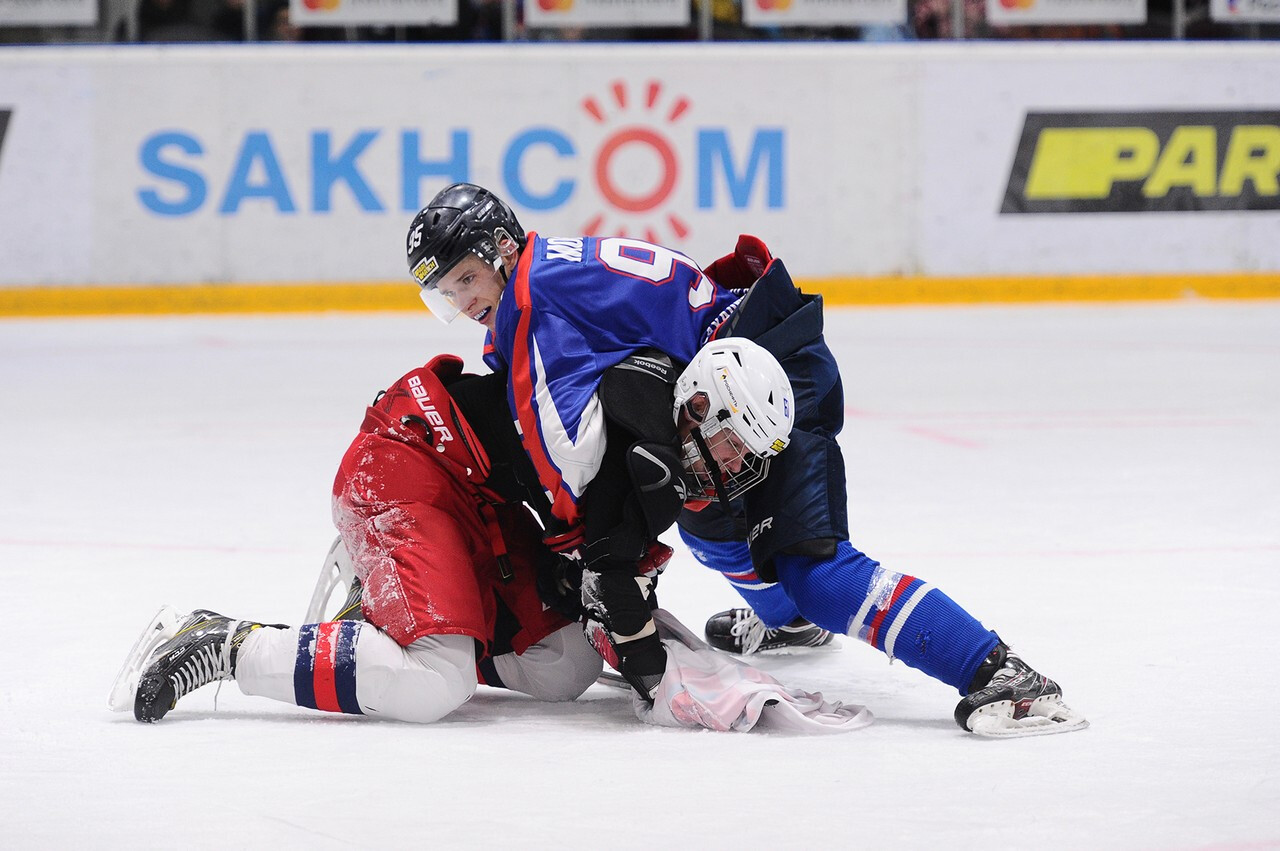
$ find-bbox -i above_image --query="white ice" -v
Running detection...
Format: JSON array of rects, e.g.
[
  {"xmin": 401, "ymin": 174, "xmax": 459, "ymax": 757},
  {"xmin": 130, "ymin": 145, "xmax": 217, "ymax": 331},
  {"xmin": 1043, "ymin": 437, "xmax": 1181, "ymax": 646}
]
[{"xmin": 2, "ymin": 302, "xmax": 1278, "ymax": 849}]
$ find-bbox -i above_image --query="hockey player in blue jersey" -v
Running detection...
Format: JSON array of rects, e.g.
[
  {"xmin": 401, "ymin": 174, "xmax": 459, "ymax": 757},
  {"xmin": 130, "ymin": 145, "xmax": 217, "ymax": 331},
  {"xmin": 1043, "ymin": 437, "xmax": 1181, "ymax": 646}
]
[{"xmin": 404, "ymin": 183, "xmax": 1087, "ymax": 737}]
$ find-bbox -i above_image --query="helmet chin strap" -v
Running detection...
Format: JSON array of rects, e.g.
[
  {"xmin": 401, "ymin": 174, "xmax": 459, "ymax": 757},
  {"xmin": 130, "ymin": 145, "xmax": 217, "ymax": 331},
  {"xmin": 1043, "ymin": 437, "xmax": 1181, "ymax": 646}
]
[{"xmin": 690, "ymin": 427, "xmax": 732, "ymax": 506}]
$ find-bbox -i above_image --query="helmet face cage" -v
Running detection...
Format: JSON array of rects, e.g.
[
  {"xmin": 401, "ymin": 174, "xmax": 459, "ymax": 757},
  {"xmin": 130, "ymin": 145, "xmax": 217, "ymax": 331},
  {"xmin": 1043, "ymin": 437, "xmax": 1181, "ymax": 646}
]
[{"xmin": 678, "ymin": 410, "xmax": 773, "ymax": 503}]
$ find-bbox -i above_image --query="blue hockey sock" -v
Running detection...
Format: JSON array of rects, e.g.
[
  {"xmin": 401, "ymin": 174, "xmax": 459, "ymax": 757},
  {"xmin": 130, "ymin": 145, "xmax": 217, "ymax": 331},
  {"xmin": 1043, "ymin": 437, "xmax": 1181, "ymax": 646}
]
[
  {"xmin": 678, "ymin": 528, "xmax": 800, "ymax": 629},
  {"xmin": 775, "ymin": 542, "xmax": 1000, "ymax": 694}
]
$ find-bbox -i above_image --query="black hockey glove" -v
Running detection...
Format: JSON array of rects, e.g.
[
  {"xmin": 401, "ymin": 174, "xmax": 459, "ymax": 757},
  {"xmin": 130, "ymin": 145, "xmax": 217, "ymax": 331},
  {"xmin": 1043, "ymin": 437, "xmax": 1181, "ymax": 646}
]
[{"xmin": 536, "ymin": 550, "xmax": 587, "ymax": 621}]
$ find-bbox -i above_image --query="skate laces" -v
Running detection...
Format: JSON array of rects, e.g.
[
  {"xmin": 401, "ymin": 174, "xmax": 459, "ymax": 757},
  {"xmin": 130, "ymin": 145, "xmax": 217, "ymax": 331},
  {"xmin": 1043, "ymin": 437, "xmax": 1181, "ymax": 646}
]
[
  {"xmin": 220, "ymin": 620, "xmax": 243, "ymax": 678},
  {"xmin": 211, "ymin": 620, "xmax": 243, "ymax": 711},
  {"xmin": 170, "ymin": 616, "xmax": 239, "ymax": 703},
  {"xmin": 984, "ymin": 651, "xmax": 1060, "ymax": 703},
  {"xmin": 728, "ymin": 609, "xmax": 770, "ymax": 655},
  {"xmin": 986, "ymin": 651, "xmax": 1030, "ymax": 687}
]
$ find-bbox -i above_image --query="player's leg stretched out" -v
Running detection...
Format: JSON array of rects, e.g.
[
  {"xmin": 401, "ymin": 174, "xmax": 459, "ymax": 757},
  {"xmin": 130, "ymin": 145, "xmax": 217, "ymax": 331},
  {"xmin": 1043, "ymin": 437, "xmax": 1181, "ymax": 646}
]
[
  {"xmin": 686, "ymin": 524, "xmax": 1085, "ymax": 737},
  {"xmin": 776, "ymin": 543, "xmax": 1085, "ymax": 737}
]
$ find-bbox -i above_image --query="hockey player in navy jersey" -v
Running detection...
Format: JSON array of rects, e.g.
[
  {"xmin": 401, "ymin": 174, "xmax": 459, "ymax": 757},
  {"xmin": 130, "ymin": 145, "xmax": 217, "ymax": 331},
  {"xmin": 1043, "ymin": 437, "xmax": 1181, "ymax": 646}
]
[{"xmin": 404, "ymin": 183, "xmax": 1087, "ymax": 737}]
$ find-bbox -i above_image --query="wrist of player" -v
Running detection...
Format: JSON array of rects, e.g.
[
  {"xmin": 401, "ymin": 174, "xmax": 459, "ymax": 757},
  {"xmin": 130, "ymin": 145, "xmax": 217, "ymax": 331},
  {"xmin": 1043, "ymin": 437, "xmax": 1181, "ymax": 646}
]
[{"xmin": 615, "ymin": 630, "xmax": 666, "ymax": 702}]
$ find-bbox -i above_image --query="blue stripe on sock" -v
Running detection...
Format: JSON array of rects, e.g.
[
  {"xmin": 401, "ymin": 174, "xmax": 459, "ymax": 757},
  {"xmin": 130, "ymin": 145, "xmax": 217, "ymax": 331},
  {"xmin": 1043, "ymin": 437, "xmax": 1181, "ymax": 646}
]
[
  {"xmin": 294, "ymin": 623, "xmax": 318, "ymax": 710},
  {"xmin": 334, "ymin": 621, "xmax": 363, "ymax": 715}
]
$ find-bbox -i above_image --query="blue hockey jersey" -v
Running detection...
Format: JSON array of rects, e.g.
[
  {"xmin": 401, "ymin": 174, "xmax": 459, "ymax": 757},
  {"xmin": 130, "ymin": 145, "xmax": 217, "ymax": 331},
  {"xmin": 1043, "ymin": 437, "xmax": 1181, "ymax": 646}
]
[{"xmin": 485, "ymin": 232, "xmax": 740, "ymax": 538}]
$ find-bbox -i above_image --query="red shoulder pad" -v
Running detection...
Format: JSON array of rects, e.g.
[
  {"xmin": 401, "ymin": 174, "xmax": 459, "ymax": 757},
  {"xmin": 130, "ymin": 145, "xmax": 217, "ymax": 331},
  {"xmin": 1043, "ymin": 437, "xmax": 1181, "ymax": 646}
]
[
  {"xmin": 425, "ymin": 354, "xmax": 465, "ymax": 382},
  {"xmin": 371, "ymin": 360, "xmax": 493, "ymax": 487}
]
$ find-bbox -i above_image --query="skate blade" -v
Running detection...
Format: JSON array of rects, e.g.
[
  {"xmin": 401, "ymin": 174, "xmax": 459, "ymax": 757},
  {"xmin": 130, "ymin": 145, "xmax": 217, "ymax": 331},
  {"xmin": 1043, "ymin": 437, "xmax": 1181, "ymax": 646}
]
[
  {"xmin": 752, "ymin": 639, "xmax": 843, "ymax": 657},
  {"xmin": 595, "ymin": 671, "xmax": 631, "ymax": 692},
  {"xmin": 967, "ymin": 697, "xmax": 1089, "ymax": 739},
  {"xmin": 304, "ymin": 536, "xmax": 350, "ymax": 624},
  {"xmin": 107, "ymin": 605, "xmax": 182, "ymax": 712}
]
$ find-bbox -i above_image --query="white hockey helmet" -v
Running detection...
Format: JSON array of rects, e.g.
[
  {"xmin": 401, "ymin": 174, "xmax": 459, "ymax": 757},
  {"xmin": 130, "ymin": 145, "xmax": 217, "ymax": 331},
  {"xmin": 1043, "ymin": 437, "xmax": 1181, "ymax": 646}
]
[{"xmin": 673, "ymin": 338, "xmax": 795, "ymax": 504}]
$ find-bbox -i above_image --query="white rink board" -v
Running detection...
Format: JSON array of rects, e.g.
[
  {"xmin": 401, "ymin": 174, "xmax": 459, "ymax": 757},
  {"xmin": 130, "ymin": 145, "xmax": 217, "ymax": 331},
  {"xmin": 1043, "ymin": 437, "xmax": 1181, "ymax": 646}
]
[{"xmin": 0, "ymin": 44, "xmax": 1278, "ymax": 288}]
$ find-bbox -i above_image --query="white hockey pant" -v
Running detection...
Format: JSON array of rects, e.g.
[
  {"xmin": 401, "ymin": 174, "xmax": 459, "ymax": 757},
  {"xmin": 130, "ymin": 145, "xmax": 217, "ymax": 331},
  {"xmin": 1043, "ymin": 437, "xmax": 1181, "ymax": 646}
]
[{"xmin": 235, "ymin": 622, "xmax": 600, "ymax": 723}]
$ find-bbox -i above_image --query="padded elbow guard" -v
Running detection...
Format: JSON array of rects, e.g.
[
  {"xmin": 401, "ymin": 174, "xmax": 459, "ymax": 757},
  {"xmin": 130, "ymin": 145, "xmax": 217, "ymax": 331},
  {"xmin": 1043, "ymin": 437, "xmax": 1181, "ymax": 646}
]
[{"xmin": 626, "ymin": 440, "xmax": 691, "ymax": 539}]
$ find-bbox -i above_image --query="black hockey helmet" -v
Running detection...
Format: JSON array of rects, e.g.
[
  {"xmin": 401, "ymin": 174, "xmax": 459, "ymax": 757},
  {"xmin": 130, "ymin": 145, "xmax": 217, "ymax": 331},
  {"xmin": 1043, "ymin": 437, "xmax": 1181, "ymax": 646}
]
[{"xmin": 405, "ymin": 184, "xmax": 526, "ymax": 320}]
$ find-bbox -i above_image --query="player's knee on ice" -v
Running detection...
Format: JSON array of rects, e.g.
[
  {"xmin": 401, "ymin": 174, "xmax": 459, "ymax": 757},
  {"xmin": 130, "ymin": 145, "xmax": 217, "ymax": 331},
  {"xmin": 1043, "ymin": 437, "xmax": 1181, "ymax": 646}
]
[
  {"xmin": 361, "ymin": 633, "xmax": 478, "ymax": 723},
  {"xmin": 490, "ymin": 624, "xmax": 603, "ymax": 702}
]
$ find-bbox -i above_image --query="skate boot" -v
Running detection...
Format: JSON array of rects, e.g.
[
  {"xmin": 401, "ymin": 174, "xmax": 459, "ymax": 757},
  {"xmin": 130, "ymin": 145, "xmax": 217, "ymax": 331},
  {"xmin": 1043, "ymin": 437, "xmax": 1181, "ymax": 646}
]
[
  {"xmin": 954, "ymin": 642, "xmax": 1088, "ymax": 738},
  {"xmin": 110, "ymin": 606, "xmax": 279, "ymax": 723},
  {"xmin": 704, "ymin": 608, "xmax": 836, "ymax": 656},
  {"xmin": 333, "ymin": 576, "xmax": 365, "ymax": 622}
]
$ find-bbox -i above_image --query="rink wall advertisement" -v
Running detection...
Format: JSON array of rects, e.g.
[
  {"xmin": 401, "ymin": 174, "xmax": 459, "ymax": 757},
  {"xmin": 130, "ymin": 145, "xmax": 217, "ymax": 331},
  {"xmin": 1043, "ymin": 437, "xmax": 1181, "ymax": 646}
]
[
  {"xmin": 1210, "ymin": 0, "xmax": 1280, "ymax": 22},
  {"xmin": 524, "ymin": 0, "xmax": 690, "ymax": 28},
  {"xmin": 1001, "ymin": 111, "xmax": 1280, "ymax": 214},
  {"xmin": 289, "ymin": 0, "xmax": 458, "ymax": 26},
  {"xmin": 0, "ymin": 0, "xmax": 96, "ymax": 25},
  {"xmin": 0, "ymin": 44, "xmax": 1278, "ymax": 309},
  {"xmin": 984, "ymin": 0, "xmax": 1145, "ymax": 26},
  {"xmin": 742, "ymin": 0, "xmax": 907, "ymax": 26}
]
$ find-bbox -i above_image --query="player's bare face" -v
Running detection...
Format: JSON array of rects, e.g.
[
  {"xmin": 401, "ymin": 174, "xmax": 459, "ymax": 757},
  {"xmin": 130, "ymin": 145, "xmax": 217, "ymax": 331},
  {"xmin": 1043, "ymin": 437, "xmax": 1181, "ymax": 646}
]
[{"xmin": 437, "ymin": 255, "xmax": 506, "ymax": 330}]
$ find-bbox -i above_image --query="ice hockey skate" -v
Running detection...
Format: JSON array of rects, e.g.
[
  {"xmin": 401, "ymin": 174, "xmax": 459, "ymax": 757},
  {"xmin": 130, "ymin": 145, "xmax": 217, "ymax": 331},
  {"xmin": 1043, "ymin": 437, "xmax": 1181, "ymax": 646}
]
[
  {"xmin": 109, "ymin": 606, "xmax": 277, "ymax": 723},
  {"xmin": 954, "ymin": 643, "xmax": 1087, "ymax": 738},
  {"xmin": 704, "ymin": 608, "xmax": 837, "ymax": 656}
]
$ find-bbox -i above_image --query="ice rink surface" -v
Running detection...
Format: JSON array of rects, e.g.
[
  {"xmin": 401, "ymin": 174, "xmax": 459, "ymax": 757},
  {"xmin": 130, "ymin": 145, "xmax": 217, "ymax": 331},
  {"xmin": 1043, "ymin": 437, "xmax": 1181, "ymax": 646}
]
[{"xmin": 2, "ymin": 301, "xmax": 1278, "ymax": 850}]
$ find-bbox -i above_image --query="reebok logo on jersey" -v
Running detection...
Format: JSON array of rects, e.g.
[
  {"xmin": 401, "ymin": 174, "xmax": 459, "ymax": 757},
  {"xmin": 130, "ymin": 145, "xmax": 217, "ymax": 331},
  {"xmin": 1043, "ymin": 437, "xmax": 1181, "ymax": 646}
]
[{"xmin": 0, "ymin": 109, "xmax": 12, "ymax": 171}]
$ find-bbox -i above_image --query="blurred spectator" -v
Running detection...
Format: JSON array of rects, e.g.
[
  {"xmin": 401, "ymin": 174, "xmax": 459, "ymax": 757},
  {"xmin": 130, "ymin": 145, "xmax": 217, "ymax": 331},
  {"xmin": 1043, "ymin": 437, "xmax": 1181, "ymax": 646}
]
[
  {"xmin": 138, "ymin": 0, "xmax": 216, "ymax": 41},
  {"xmin": 911, "ymin": 0, "xmax": 986, "ymax": 38},
  {"xmin": 260, "ymin": 0, "xmax": 304, "ymax": 40},
  {"xmin": 211, "ymin": 0, "xmax": 247, "ymax": 39},
  {"xmin": 257, "ymin": 0, "xmax": 345, "ymax": 40}
]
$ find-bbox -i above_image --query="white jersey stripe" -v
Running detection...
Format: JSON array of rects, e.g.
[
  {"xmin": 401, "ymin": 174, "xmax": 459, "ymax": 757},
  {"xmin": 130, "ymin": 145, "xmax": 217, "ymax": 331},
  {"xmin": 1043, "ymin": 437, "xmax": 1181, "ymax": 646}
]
[{"xmin": 531, "ymin": 335, "xmax": 607, "ymax": 501}]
